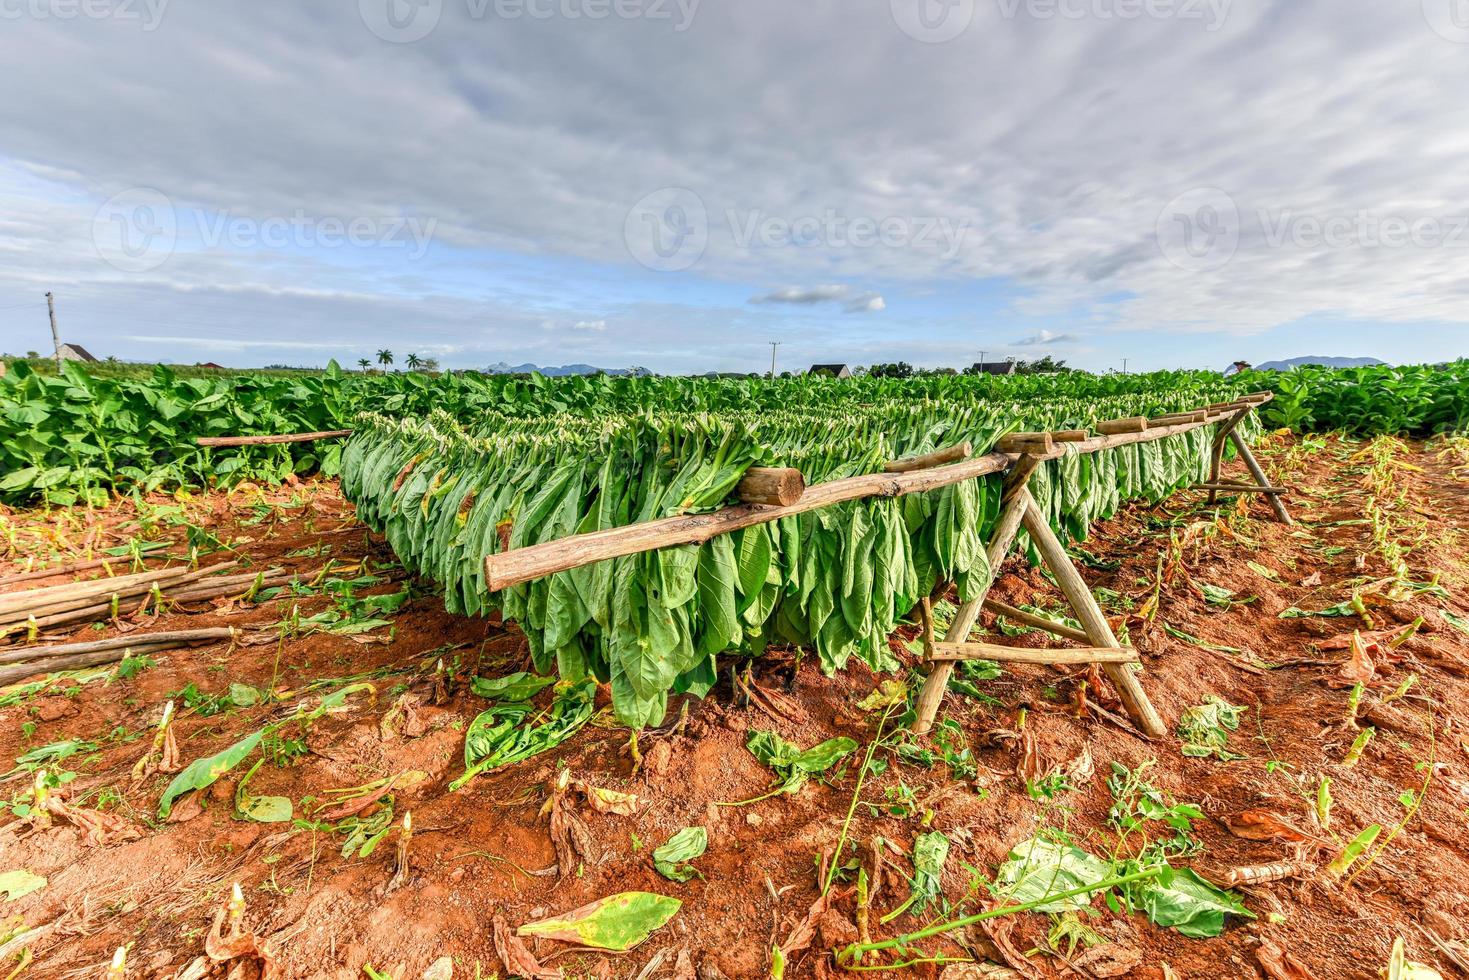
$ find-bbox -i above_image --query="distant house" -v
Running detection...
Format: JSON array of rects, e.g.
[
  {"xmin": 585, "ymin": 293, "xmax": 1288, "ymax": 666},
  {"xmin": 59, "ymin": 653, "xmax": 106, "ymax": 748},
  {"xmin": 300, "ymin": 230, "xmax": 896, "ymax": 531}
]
[
  {"xmin": 971, "ymin": 360, "xmax": 1016, "ymax": 376},
  {"xmin": 196, "ymin": 362, "xmax": 227, "ymax": 370},
  {"xmin": 57, "ymin": 343, "xmax": 98, "ymax": 363},
  {"xmin": 808, "ymin": 363, "xmax": 851, "ymax": 378},
  {"xmin": 1223, "ymin": 360, "xmax": 1251, "ymax": 377}
]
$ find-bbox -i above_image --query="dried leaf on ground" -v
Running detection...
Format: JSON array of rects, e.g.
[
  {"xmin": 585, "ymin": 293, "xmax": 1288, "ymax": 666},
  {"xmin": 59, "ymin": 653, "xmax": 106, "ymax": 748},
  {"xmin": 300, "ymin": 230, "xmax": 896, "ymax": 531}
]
[
  {"xmin": 1072, "ymin": 943, "xmax": 1143, "ymax": 978},
  {"xmin": 1224, "ymin": 809, "xmax": 1318, "ymax": 843},
  {"xmin": 1256, "ymin": 941, "xmax": 1318, "ymax": 980},
  {"xmin": 494, "ymin": 915, "xmax": 560, "ymax": 980},
  {"xmin": 44, "ymin": 799, "xmax": 142, "ymax": 846}
]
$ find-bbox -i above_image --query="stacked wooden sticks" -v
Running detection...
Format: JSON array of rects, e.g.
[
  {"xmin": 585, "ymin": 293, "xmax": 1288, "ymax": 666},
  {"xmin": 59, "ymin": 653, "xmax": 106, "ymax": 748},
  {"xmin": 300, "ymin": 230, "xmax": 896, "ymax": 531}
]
[
  {"xmin": 0, "ymin": 627, "xmax": 236, "ymax": 686},
  {"xmin": 0, "ymin": 561, "xmax": 297, "ymax": 636}
]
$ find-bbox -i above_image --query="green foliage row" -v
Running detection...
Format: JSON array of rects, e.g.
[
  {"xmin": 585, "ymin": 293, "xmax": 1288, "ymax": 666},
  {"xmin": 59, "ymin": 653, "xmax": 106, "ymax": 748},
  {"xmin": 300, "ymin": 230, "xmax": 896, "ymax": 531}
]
[
  {"xmin": 1258, "ymin": 360, "xmax": 1468, "ymax": 435},
  {"xmin": 2, "ymin": 359, "xmax": 1240, "ymax": 506}
]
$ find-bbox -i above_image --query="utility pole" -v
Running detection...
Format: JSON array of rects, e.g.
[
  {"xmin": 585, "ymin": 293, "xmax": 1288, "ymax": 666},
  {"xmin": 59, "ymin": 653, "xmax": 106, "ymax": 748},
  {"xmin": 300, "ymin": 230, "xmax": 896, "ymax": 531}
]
[
  {"xmin": 46, "ymin": 292, "xmax": 61, "ymax": 370},
  {"xmin": 978, "ymin": 350, "xmax": 987, "ymax": 373},
  {"xmin": 1121, "ymin": 357, "xmax": 1129, "ymax": 375},
  {"xmin": 768, "ymin": 341, "xmax": 782, "ymax": 378}
]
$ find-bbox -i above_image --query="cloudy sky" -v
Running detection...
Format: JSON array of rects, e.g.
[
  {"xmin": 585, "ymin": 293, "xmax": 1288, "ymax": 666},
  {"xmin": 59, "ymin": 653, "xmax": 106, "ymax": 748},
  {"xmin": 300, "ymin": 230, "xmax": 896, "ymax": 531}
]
[{"xmin": 1, "ymin": 0, "xmax": 1466, "ymax": 373}]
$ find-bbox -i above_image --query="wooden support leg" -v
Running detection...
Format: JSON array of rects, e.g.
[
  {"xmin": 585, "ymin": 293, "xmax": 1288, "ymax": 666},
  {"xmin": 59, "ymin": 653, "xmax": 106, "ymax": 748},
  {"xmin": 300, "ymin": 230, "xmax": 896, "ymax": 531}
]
[
  {"xmin": 1205, "ymin": 408, "xmax": 1250, "ymax": 506},
  {"xmin": 1227, "ymin": 429, "xmax": 1293, "ymax": 526},
  {"xmin": 911, "ymin": 458, "xmax": 1039, "ymax": 735},
  {"xmin": 1019, "ymin": 490, "xmax": 1167, "ymax": 738}
]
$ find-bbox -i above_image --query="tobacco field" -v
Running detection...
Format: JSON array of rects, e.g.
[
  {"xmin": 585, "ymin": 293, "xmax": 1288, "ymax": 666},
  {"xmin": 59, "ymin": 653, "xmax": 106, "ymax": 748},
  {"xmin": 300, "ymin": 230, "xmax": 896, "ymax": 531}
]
[{"xmin": 0, "ymin": 360, "xmax": 1467, "ymax": 979}]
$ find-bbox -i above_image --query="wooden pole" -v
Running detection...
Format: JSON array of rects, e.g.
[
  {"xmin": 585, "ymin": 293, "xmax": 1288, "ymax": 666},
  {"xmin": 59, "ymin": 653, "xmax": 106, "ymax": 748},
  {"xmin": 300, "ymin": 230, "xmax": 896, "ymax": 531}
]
[
  {"xmin": 483, "ymin": 398, "xmax": 1274, "ymax": 592},
  {"xmin": 1205, "ymin": 406, "xmax": 1251, "ymax": 505},
  {"xmin": 1228, "ymin": 429, "xmax": 1293, "ymax": 525},
  {"xmin": 929, "ymin": 643, "xmax": 1139, "ymax": 665},
  {"xmin": 1096, "ymin": 417, "xmax": 1147, "ymax": 435},
  {"xmin": 1019, "ymin": 489, "xmax": 1166, "ymax": 738},
  {"xmin": 995, "ymin": 432, "xmax": 1054, "ymax": 456},
  {"xmin": 735, "ymin": 468, "xmax": 805, "ymax": 506},
  {"xmin": 884, "ymin": 442, "xmax": 972, "ymax": 473},
  {"xmin": 46, "ymin": 292, "xmax": 61, "ymax": 371},
  {"xmin": 197, "ymin": 430, "xmax": 353, "ymax": 447},
  {"xmin": 0, "ymin": 628, "xmax": 234, "ymax": 666},
  {"xmin": 981, "ymin": 598, "xmax": 1090, "ymax": 644},
  {"xmin": 910, "ymin": 455, "xmax": 1040, "ymax": 735},
  {"xmin": 486, "ymin": 451, "xmax": 1013, "ymax": 592}
]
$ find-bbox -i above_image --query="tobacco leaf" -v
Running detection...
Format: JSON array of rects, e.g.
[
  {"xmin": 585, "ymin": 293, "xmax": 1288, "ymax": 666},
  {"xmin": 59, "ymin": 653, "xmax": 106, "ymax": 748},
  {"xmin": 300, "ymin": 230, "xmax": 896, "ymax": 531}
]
[
  {"xmin": 517, "ymin": 891, "xmax": 681, "ymax": 951},
  {"xmin": 652, "ymin": 827, "xmax": 708, "ymax": 883}
]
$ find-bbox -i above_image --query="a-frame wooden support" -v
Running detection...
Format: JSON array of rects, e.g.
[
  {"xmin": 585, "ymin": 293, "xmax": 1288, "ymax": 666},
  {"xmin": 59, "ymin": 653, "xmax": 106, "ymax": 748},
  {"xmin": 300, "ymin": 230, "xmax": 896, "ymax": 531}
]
[
  {"xmin": 911, "ymin": 458, "xmax": 1167, "ymax": 738},
  {"xmin": 1198, "ymin": 405, "xmax": 1294, "ymax": 525}
]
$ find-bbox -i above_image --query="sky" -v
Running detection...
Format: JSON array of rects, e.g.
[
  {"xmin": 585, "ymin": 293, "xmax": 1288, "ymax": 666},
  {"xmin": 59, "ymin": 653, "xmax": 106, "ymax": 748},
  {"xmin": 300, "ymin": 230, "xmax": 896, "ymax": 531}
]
[{"xmin": 1, "ymin": 0, "xmax": 1467, "ymax": 375}]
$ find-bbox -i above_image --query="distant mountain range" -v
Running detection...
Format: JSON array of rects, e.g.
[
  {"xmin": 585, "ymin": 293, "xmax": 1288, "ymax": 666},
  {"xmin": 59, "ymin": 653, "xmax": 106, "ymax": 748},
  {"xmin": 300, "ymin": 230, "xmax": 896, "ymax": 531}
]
[
  {"xmin": 482, "ymin": 362, "xmax": 651, "ymax": 377},
  {"xmin": 1253, "ymin": 356, "xmax": 1388, "ymax": 371}
]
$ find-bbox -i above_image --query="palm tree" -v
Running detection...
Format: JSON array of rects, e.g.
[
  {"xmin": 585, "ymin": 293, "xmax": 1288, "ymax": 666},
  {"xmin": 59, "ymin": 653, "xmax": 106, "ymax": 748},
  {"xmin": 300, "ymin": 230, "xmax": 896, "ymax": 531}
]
[
  {"xmin": 405, "ymin": 353, "xmax": 422, "ymax": 371},
  {"xmin": 357, "ymin": 358, "xmax": 371, "ymax": 372},
  {"xmin": 377, "ymin": 349, "xmax": 394, "ymax": 371}
]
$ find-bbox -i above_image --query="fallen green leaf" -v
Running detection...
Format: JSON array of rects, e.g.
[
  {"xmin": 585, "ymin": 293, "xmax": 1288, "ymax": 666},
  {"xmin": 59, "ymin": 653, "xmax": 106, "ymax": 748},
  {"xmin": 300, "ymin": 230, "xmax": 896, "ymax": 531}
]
[{"xmin": 517, "ymin": 891, "xmax": 681, "ymax": 951}]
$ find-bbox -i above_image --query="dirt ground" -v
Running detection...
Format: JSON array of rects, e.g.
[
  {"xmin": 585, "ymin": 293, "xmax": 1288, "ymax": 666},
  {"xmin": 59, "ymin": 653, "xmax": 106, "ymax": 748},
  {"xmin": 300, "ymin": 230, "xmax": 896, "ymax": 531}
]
[{"xmin": 1, "ymin": 432, "xmax": 1467, "ymax": 980}]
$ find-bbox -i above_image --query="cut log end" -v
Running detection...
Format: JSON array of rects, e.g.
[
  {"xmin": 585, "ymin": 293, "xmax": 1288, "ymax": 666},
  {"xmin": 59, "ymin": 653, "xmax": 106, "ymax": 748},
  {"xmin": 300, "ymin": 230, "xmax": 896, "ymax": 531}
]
[
  {"xmin": 883, "ymin": 441, "xmax": 973, "ymax": 473},
  {"xmin": 1096, "ymin": 416, "xmax": 1148, "ymax": 435},
  {"xmin": 735, "ymin": 467, "xmax": 806, "ymax": 507},
  {"xmin": 995, "ymin": 431, "xmax": 1055, "ymax": 456}
]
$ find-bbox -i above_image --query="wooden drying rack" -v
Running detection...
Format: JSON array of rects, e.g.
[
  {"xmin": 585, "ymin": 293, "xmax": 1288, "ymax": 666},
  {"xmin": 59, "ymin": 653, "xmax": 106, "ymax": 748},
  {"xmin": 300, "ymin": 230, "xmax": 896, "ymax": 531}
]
[{"xmin": 198, "ymin": 391, "xmax": 1292, "ymax": 737}]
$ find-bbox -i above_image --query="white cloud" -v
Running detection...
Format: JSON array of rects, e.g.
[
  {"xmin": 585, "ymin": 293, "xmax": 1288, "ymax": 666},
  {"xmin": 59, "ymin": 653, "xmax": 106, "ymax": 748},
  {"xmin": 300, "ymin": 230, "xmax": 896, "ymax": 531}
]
[
  {"xmin": 749, "ymin": 285, "xmax": 886, "ymax": 314},
  {"xmin": 573, "ymin": 319, "xmax": 607, "ymax": 331},
  {"xmin": 1, "ymin": 1, "xmax": 1467, "ymax": 368},
  {"xmin": 1013, "ymin": 330, "xmax": 1078, "ymax": 346}
]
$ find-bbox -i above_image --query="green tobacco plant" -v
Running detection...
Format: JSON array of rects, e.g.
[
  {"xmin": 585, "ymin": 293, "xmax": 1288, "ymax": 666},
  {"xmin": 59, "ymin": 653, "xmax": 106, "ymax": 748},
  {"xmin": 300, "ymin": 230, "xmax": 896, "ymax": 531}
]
[
  {"xmin": 450, "ymin": 677, "xmax": 597, "ymax": 790},
  {"xmin": 719, "ymin": 730, "xmax": 858, "ymax": 806},
  {"xmin": 1177, "ymin": 697, "xmax": 1246, "ymax": 760},
  {"xmin": 652, "ymin": 827, "xmax": 708, "ymax": 882}
]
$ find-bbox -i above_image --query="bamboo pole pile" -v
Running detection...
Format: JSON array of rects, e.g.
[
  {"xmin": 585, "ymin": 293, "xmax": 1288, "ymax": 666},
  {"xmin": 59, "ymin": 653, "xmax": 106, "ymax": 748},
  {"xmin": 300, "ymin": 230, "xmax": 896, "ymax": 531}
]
[
  {"xmin": 0, "ymin": 552, "xmax": 187, "ymax": 588},
  {"xmin": 0, "ymin": 627, "xmax": 236, "ymax": 685},
  {"xmin": 0, "ymin": 562, "xmax": 242, "ymax": 635}
]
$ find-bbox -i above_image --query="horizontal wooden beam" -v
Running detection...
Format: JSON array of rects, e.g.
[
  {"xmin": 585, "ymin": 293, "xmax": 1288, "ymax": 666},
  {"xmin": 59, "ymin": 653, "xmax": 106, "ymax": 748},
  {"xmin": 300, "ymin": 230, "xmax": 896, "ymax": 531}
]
[
  {"xmin": 197, "ymin": 430, "xmax": 353, "ymax": 447},
  {"xmin": 982, "ymin": 598, "xmax": 1090, "ymax": 644},
  {"xmin": 884, "ymin": 442, "xmax": 972, "ymax": 473},
  {"xmin": 485, "ymin": 451, "xmax": 1014, "ymax": 591},
  {"xmin": 930, "ymin": 642, "xmax": 1140, "ymax": 665},
  {"xmin": 735, "ymin": 467, "xmax": 805, "ymax": 506},
  {"xmin": 484, "ymin": 400, "xmax": 1266, "ymax": 592}
]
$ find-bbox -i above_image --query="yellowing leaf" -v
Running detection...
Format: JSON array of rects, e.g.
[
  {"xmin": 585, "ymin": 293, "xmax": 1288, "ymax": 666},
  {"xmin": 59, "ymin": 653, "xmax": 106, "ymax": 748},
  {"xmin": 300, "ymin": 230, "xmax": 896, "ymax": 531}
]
[{"xmin": 517, "ymin": 891, "xmax": 681, "ymax": 950}]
